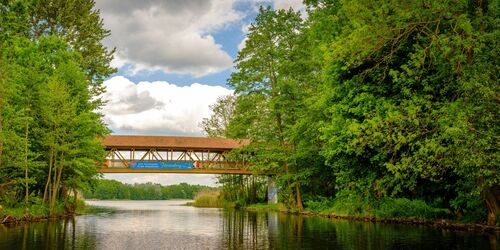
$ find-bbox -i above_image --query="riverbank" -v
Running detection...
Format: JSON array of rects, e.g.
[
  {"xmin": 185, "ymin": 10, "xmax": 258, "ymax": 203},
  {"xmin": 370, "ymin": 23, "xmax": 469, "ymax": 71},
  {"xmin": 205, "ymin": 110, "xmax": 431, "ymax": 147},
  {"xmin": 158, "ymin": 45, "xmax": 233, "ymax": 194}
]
[
  {"xmin": 1, "ymin": 205, "xmax": 71, "ymax": 225},
  {"xmin": 0, "ymin": 199, "xmax": 89, "ymax": 225},
  {"xmin": 244, "ymin": 203, "xmax": 500, "ymax": 233},
  {"xmin": 188, "ymin": 189, "xmax": 226, "ymax": 208}
]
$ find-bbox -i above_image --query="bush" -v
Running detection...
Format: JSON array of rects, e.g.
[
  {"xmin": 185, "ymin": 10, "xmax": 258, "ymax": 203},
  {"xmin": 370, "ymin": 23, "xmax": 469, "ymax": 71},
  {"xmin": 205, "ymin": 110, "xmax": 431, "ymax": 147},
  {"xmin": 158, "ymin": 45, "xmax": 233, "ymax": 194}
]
[
  {"xmin": 329, "ymin": 194, "xmax": 374, "ymax": 216},
  {"xmin": 375, "ymin": 198, "xmax": 449, "ymax": 219},
  {"xmin": 192, "ymin": 188, "xmax": 222, "ymax": 208},
  {"xmin": 246, "ymin": 202, "xmax": 286, "ymax": 211},
  {"xmin": 29, "ymin": 204, "xmax": 50, "ymax": 217},
  {"xmin": 305, "ymin": 197, "xmax": 335, "ymax": 212},
  {"xmin": 450, "ymin": 193, "xmax": 487, "ymax": 223},
  {"xmin": 304, "ymin": 194, "xmax": 449, "ymax": 219}
]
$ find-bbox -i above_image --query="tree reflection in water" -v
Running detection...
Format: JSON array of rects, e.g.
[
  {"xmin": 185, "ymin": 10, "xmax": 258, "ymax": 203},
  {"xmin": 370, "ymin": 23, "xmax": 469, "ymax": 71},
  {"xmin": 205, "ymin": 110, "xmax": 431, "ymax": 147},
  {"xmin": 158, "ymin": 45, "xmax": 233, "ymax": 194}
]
[
  {"xmin": 219, "ymin": 210, "xmax": 497, "ymax": 250},
  {"xmin": 0, "ymin": 218, "xmax": 98, "ymax": 250},
  {"xmin": 0, "ymin": 208, "xmax": 497, "ymax": 250}
]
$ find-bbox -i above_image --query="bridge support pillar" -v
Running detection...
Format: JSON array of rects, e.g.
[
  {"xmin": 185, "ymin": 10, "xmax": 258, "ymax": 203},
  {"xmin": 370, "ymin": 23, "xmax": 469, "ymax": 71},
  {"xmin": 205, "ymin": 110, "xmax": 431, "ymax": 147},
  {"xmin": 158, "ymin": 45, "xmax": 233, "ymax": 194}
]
[{"xmin": 267, "ymin": 176, "xmax": 278, "ymax": 204}]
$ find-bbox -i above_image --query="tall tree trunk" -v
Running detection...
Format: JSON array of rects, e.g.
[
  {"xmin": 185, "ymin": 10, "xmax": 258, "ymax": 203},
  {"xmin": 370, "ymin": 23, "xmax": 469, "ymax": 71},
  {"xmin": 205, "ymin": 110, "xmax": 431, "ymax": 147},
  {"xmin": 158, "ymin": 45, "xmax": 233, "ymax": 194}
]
[
  {"xmin": 73, "ymin": 188, "xmax": 78, "ymax": 213},
  {"xmin": 481, "ymin": 184, "xmax": 499, "ymax": 226},
  {"xmin": 250, "ymin": 176, "xmax": 256, "ymax": 204},
  {"xmin": 295, "ymin": 181, "xmax": 303, "ymax": 211},
  {"xmin": 62, "ymin": 184, "xmax": 67, "ymax": 204},
  {"xmin": 50, "ymin": 167, "xmax": 62, "ymax": 214},
  {"xmin": 284, "ymin": 161, "xmax": 296, "ymax": 208},
  {"xmin": 50, "ymin": 152, "xmax": 64, "ymax": 214},
  {"xmin": 43, "ymin": 147, "xmax": 54, "ymax": 204},
  {"xmin": 24, "ymin": 122, "xmax": 29, "ymax": 207},
  {"xmin": 0, "ymin": 112, "xmax": 3, "ymax": 167}
]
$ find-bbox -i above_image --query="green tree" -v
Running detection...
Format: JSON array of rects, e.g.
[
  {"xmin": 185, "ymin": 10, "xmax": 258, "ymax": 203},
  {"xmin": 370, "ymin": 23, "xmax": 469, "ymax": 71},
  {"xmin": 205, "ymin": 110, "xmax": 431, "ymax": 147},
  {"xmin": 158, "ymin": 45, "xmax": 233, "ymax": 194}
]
[
  {"xmin": 228, "ymin": 6, "xmax": 305, "ymax": 210},
  {"xmin": 200, "ymin": 95, "xmax": 236, "ymax": 137},
  {"xmin": 318, "ymin": 0, "xmax": 499, "ymax": 224},
  {"xmin": 30, "ymin": 0, "xmax": 115, "ymax": 93},
  {"xmin": 0, "ymin": 0, "xmax": 112, "ymax": 213}
]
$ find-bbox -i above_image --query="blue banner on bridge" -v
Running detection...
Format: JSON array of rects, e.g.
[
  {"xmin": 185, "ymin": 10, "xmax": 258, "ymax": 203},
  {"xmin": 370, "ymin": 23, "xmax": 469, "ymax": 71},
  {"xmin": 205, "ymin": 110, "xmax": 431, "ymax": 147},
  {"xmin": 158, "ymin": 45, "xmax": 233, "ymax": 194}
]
[{"xmin": 130, "ymin": 161, "xmax": 194, "ymax": 169}]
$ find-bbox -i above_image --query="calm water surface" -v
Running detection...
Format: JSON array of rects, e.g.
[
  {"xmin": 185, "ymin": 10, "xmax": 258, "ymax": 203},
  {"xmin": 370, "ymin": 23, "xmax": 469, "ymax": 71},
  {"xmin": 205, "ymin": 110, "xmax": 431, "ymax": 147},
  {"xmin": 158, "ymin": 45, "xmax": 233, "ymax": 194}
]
[{"xmin": 0, "ymin": 200, "xmax": 497, "ymax": 250}]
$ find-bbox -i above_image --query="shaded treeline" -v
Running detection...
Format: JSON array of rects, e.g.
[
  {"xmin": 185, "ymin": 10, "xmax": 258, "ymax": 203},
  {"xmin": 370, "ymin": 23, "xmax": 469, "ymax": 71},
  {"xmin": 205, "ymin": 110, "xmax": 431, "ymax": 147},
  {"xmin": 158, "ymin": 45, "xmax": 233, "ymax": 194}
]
[
  {"xmin": 0, "ymin": 0, "xmax": 113, "ymax": 214},
  {"xmin": 83, "ymin": 179, "xmax": 208, "ymax": 200},
  {"xmin": 201, "ymin": 1, "xmax": 499, "ymax": 225}
]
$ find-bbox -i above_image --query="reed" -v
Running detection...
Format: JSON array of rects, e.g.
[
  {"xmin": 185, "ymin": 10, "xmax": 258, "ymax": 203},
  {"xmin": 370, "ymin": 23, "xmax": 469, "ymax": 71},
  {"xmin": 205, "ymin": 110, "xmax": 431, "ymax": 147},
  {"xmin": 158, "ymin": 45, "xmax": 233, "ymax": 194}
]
[{"xmin": 192, "ymin": 188, "xmax": 222, "ymax": 208}]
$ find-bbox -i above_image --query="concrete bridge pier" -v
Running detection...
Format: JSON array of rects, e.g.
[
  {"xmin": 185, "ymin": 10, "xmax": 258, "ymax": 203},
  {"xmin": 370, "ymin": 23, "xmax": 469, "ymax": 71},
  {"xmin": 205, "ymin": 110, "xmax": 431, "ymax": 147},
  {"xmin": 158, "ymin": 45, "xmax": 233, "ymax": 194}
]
[{"xmin": 267, "ymin": 176, "xmax": 278, "ymax": 204}]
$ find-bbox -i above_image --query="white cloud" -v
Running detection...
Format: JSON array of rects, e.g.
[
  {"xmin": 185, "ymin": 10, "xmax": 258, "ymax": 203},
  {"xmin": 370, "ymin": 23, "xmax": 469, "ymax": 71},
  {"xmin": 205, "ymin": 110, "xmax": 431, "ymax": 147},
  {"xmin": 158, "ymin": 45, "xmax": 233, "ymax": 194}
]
[
  {"xmin": 273, "ymin": 0, "xmax": 305, "ymax": 11},
  {"xmin": 237, "ymin": 23, "xmax": 251, "ymax": 51},
  {"xmin": 96, "ymin": 0, "xmax": 244, "ymax": 77},
  {"xmin": 101, "ymin": 76, "xmax": 233, "ymax": 135}
]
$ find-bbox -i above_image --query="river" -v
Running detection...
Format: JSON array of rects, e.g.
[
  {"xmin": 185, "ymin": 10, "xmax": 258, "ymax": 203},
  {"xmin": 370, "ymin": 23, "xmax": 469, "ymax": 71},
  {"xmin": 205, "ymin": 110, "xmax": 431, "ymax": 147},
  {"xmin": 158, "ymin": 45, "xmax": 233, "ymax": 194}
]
[{"xmin": 0, "ymin": 200, "xmax": 497, "ymax": 249}]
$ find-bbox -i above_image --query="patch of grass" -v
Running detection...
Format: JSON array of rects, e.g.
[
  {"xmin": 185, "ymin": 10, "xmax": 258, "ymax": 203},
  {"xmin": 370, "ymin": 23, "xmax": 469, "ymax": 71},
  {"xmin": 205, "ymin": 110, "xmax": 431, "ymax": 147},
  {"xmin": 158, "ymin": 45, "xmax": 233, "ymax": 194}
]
[
  {"xmin": 305, "ymin": 197, "xmax": 335, "ymax": 213},
  {"xmin": 246, "ymin": 203, "xmax": 286, "ymax": 212},
  {"xmin": 304, "ymin": 195, "xmax": 449, "ymax": 219},
  {"xmin": 74, "ymin": 199, "xmax": 87, "ymax": 214},
  {"xmin": 0, "ymin": 199, "xmax": 79, "ymax": 223},
  {"xmin": 1, "ymin": 206, "xmax": 27, "ymax": 220},
  {"xmin": 1, "ymin": 203, "xmax": 63, "ymax": 221},
  {"xmin": 375, "ymin": 198, "xmax": 449, "ymax": 219},
  {"xmin": 191, "ymin": 188, "xmax": 223, "ymax": 208},
  {"xmin": 29, "ymin": 204, "xmax": 50, "ymax": 217},
  {"xmin": 305, "ymin": 194, "xmax": 373, "ymax": 216}
]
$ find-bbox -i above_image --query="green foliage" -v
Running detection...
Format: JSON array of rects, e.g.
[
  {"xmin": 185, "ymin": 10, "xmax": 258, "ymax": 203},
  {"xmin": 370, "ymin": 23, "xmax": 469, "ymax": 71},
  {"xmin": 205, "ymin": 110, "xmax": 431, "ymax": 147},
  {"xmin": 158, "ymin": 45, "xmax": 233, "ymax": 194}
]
[
  {"xmin": 328, "ymin": 193, "xmax": 374, "ymax": 217},
  {"xmin": 0, "ymin": 202, "xmax": 66, "ymax": 220},
  {"xmin": 375, "ymin": 198, "xmax": 449, "ymax": 219},
  {"xmin": 217, "ymin": 175, "xmax": 267, "ymax": 206},
  {"xmin": 304, "ymin": 197, "xmax": 335, "ymax": 212},
  {"xmin": 191, "ymin": 188, "xmax": 223, "ymax": 208},
  {"xmin": 213, "ymin": 0, "xmax": 499, "ymax": 224},
  {"xmin": 199, "ymin": 96, "xmax": 268, "ymax": 207},
  {"xmin": 0, "ymin": 0, "xmax": 113, "ymax": 215},
  {"xmin": 316, "ymin": 0, "xmax": 499, "ymax": 224},
  {"xmin": 200, "ymin": 95, "xmax": 236, "ymax": 137},
  {"xmin": 305, "ymin": 195, "xmax": 448, "ymax": 219},
  {"xmin": 83, "ymin": 179, "xmax": 208, "ymax": 201},
  {"xmin": 245, "ymin": 202, "xmax": 286, "ymax": 211},
  {"xmin": 227, "ymin": 6, "xmax": 311, "ymax": 210}
]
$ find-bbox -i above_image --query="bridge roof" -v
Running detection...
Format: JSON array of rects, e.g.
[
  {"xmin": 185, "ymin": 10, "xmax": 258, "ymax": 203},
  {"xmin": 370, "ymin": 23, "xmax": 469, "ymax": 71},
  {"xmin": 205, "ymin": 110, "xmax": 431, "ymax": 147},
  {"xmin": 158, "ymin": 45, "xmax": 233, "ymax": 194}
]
[{"xmin": 103, "ymin": 135, "xmax": 250, "ymax": 151}]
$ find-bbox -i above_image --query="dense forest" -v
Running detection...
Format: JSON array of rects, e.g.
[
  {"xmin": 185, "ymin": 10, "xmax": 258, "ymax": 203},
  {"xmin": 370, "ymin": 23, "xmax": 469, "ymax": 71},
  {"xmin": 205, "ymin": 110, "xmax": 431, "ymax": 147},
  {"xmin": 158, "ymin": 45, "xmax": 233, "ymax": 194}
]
[
  {"xmin": 0, "ymin": 0, "xmax": 113, "ymax": 215},
  {"xmin": 83, "ymin": 180, "xmax": 208, "ymax": 200},
  {"xmin": 201, "ymin": 0, "xmax": 499, "ymax": 225},
  {"xmin": 83, "ymin": 179, "xmax": 210, "ymax": 200}
]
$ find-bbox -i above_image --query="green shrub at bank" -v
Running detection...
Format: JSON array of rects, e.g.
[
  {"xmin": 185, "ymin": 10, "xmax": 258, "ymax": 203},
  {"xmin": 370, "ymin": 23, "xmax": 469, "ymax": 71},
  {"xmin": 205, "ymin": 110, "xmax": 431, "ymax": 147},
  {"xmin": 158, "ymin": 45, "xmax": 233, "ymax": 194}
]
[
  {"xmin": 305, "ymin": 196, "xmax": 449, "ymax": 220},
  {"xmin": 191, "ymin": 188, "xmax": 223, "ymax": 208}
]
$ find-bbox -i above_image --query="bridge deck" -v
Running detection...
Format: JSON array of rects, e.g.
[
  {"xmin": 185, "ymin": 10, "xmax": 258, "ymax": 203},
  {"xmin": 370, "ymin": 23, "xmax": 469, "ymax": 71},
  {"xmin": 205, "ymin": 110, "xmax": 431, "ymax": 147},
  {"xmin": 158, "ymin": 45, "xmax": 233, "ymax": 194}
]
[
  {"xmin": 103, "ymin": 135, "xmax": 250, "ymax": 150},
  {"xmin": 101, "ymin": 135, "xmax": 251, "ymax": 174},
  {"xmin": 98, "ymin": 168, "xmax": 252, "ymax": 175}
]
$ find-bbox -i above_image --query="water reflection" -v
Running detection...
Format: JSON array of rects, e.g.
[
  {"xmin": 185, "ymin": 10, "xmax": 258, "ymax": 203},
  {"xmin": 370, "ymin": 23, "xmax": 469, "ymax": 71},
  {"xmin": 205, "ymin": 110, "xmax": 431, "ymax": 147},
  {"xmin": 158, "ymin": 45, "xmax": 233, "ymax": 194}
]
[
  {"xmin": 220, "ymin": 210, "xmax": 270, "ymax": 249},
  {"xmin": 220, "ymin": 210, "xmax": 497, "ymax": 250},
  {"xmin": 0, "ymin": 201, "xmax": 497, "ymax": 250},
  {"xmin": 0, "ymin": 217, "xmax": 96, "ymax": 250}
]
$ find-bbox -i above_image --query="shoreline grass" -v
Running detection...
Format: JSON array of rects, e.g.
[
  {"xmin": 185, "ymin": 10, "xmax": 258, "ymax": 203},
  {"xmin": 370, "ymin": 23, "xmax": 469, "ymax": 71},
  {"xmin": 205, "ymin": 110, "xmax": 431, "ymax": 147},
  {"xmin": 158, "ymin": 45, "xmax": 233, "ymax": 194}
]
[
  {"xmin": 1, "ymin": 203, "xmax": 70, "ymax": 224},
  {"xmin": 190, "ymin": 188, "xmax": 223, "ymax": 208}
]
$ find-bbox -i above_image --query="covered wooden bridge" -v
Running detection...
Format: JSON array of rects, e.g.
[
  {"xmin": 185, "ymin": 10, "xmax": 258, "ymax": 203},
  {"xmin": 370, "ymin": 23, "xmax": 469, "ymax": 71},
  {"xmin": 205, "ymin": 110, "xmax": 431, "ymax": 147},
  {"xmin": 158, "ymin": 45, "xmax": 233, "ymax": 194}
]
[{"xmin": 99, "ymin": 135, "xmax": 251, "ymax": 174}]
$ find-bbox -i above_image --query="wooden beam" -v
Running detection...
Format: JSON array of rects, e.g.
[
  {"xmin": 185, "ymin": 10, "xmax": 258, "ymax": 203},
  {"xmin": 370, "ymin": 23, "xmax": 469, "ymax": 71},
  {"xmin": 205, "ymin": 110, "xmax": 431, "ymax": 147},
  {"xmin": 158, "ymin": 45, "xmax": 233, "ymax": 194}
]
[{"xmin": 98, "ymin": 168, "xmax": 253, "ymax": 175}]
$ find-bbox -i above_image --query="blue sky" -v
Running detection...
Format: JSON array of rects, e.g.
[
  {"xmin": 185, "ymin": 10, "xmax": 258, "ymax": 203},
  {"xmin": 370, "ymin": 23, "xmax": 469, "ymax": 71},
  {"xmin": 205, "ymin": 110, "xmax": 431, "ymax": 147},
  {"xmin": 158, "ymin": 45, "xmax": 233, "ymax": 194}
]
[{"xmin": 95, "ymin": 0, "xmax": 305, "ymax": 186}]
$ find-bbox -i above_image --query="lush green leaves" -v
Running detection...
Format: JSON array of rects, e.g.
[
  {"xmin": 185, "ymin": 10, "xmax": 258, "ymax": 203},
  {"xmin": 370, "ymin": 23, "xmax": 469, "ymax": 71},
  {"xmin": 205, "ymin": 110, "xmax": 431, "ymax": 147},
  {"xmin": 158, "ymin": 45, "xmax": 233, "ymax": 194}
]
[
  {"xmin": 215, "ymin": 0, "xmax": 499, "ymax": 223},
  {"xmin": 84, "ymin": 180, "xmax": 208, "ymax": 200},
  {"xmin": 0, "ymin": 0, "xmax": 112, "ymax": 214}
]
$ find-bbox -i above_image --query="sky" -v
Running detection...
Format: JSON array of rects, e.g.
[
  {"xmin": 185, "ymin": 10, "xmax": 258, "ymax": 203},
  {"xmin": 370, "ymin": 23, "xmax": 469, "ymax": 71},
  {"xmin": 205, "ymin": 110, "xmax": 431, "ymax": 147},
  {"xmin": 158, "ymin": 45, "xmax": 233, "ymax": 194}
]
[{"xmin": 95, "ymin": 0, "xmax": 305, "ymax": 186}]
